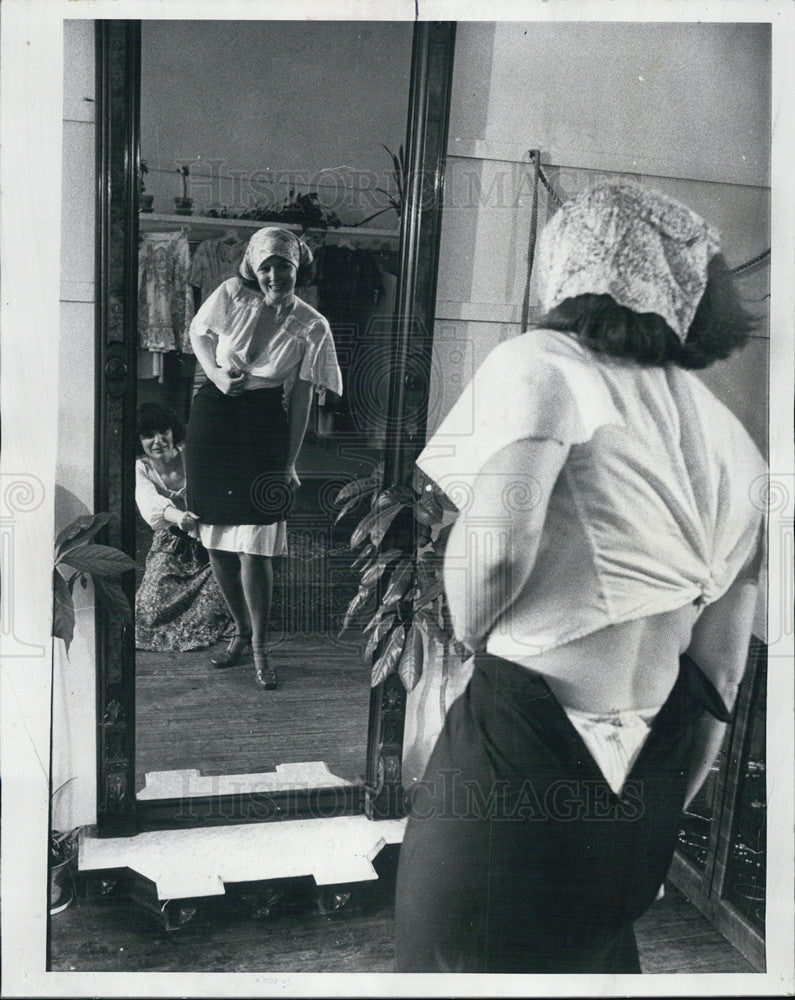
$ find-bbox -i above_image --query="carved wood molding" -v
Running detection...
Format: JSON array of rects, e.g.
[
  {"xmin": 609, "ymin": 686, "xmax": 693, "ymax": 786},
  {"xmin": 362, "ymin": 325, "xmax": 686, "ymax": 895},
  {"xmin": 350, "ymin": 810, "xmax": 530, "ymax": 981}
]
[
  {"xmin": 95, "ymin": 20, "xmax": 140, "ymax": 836},
  {"xmin": 367, "ymin": 23, "xmax": 457, "ymax": 820}
]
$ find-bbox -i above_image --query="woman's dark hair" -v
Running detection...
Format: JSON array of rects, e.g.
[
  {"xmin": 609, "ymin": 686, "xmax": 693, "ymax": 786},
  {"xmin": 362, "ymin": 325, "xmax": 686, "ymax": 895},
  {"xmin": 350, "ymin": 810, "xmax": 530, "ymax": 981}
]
[
  {"xmin": 136, "ymin": 402, "xmax": 184, "ymax": 453},
  {"xmin": 538, "ymin": 253, "xmax": 756, "ymax": 369}
]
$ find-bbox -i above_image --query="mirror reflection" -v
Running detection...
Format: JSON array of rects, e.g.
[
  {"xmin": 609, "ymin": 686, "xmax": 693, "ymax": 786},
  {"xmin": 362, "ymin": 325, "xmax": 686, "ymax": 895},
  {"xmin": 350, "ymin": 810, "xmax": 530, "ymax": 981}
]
[{"xmin": 133, "ymin": 21, "xmax": 413, "ymax": 797}]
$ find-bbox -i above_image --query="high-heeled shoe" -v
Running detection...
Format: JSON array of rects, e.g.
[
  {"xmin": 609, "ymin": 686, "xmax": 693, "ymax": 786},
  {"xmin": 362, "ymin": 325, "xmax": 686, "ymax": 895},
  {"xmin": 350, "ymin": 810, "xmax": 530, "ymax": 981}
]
[
  {"xmin": 211, "ymin": 632, "xmax": 251, "ymax": 669},
  {"xmin": 253, "ymin": 646, "xmax": 278, "ymax": 690}
]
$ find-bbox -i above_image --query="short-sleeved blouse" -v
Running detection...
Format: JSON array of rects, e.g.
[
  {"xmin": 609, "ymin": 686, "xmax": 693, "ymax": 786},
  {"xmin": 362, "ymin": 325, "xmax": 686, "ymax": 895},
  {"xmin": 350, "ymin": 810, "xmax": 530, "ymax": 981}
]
[
  {"xmin": 417, "ymin": 329, "xmax": 766, "ymax": 656},
  {"xmin": 189, "ymin": 277, "xmax": 343, "ymax": 398}
]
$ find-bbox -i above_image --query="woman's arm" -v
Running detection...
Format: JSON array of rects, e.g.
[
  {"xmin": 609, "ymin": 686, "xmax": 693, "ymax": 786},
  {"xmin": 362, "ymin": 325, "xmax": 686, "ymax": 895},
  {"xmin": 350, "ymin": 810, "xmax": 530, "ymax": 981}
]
[
  {"xmin": 190, "ymin": 326, "xmax": 246, "ymax": 396},
  {"xmin": 443, "ymin": 437, "xmax": 568, "ymax": 650},
  {"xmin": 135, "ymin": 463, "xmax": 198, "ymax": 534},
  {"xmin": 285, "ymin": 377, "xmax": 314, "ymax": 486},
  {"xmin": 682, "ymin": 571, "xmax": 760, "ymax": 807}
]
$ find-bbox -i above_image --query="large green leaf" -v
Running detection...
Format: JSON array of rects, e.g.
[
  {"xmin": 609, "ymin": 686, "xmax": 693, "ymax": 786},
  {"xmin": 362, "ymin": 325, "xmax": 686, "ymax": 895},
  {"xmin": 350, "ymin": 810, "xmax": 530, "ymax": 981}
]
[
  {"xmin": 339, "ymin": 585, "xmax": 374, "ymax": 635},
  {"xmin": 360, "ymin": 548, "xmax": 402, "ymax": 588},
  {"xmin": 60, "ymin": 545, "xmax": 137, "ymax": 576},
  {"xmin": 370, "ymin": 626, "xmax": 405, "ymax": 687},
  {"xmin": 350, "ymin": 501, "xmax": 404, "ymax": 551},
  {"xmin": 414, "ymin": 578, "xmax": 444, "ymax": 611},
  {"xmin": 433, "ymin": 522, "xmax": 454, "ymax": 554},
  {"xmin": 372, "ymin": 484, "xmax": 415, "ymax": 511},
  {"xmin": 414, "ymin": 492, "xmax": 444, "ymax": 527},
  {"xmin": 93, "ymin": 575, "xmax": 133, "ymax": 625},
  {"xmin": 333, "ymin": 473, "xmax": 381, "ymax": 507},
  {"xmin": 397, "ymin": 625, "xmax": 424, "ymax": 692},
  {"xmin": 52, "ymin": 569, "xmax": 75, "ymax": 650},
  {"xmin": 381, "ymin": 558, "xmax": 414, "ymax": 606},
  {"xmin": 351, "ymin": 542, "xmax": 376, "ymax": 572},
  {"xmin": 417, "ymin": 550, "xmax": 442, "ymax": 593},
  {"xmin": 364, "ymin": 614, "xmax": 397, "ymax": 660},
  {"xmin": 334, "ymin": 492, "xmax": 368, "ymax": 525},
  {"xmin": 54, "ymin": 513, "xmax": 112, "ymax": 562}
]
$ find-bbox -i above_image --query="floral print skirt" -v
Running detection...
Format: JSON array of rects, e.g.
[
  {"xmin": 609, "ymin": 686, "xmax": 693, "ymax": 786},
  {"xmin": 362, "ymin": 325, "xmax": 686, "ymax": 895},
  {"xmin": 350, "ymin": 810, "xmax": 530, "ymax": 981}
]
[{"xmin": 135, "ymin": 527, "xmax": 233, "ymax": 651}]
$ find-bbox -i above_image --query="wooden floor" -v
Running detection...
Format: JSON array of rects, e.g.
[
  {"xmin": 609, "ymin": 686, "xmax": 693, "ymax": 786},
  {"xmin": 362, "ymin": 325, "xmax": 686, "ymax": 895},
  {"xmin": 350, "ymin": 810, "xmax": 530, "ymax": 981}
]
[
  {"xmin": 50, "ymin": 862, "xmax": 753, "ymax": 974},
  {"xmin": 136, "ymin": 634, "xmax": 372, "ymax": 790}
]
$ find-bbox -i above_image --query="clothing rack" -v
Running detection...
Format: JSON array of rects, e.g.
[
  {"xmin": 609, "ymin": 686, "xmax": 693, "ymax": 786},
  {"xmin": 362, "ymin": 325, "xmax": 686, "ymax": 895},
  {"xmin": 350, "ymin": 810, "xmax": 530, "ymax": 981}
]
[{"xmin": 139, "ymin": 213, "xmax": 400, "ymax": 251}]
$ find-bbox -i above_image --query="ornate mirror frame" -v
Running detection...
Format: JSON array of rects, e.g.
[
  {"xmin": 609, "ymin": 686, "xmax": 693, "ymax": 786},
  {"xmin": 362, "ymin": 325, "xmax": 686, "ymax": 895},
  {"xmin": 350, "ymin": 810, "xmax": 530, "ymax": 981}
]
[{"xmin": 94, "ymin": 20, "xmax": 456, "ymax": 835}]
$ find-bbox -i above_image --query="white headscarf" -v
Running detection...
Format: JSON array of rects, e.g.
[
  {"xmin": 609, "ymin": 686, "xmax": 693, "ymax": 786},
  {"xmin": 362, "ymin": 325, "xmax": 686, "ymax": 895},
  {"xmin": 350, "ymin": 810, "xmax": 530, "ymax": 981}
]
[
  {"xmin": 239, "ymin": 226, "xmax": 313, "ymax": 282},
  {"xmin": 537, "ymin": 180, "xmax": 721, "ymax": 342}
]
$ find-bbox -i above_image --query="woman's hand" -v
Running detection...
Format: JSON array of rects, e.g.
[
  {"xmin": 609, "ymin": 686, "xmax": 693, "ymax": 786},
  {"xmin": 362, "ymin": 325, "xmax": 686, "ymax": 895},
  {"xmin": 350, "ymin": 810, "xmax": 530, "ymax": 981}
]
[
  {"xmin": 177, "ymin": 509, "xmax": 200, "ymax": 533},
  {"xmin": 285, "ymin": 466, "xmax": 301, "ymax": 491},
  {"xmin": 211, "ymin": 367, "xmax": 248, "ymax": 396},
  {"xmin": 163, "ymin": 506, "xmax": 199, "ymax": 534}
]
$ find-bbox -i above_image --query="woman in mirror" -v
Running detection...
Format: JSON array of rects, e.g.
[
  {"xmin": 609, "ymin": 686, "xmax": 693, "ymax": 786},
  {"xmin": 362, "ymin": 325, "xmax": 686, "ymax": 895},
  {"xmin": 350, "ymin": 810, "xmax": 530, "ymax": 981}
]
[
  {"xmin": 185, "ymin": 226, "xmax": 342, "ymax": 690},
  {"xmin": 135, "ymin": 402, "xmax": 233, "ymax": 651},
  {"xmin": 395, "ymin": 181, "xmax": 766, "ymax": 972}
]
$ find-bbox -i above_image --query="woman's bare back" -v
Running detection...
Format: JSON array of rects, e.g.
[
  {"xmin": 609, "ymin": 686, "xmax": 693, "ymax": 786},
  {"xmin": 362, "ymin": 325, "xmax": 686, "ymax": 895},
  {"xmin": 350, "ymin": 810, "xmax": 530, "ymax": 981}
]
[{"xmin": 525, "ymin": 604, "xmax": 701, "ymax": 713}]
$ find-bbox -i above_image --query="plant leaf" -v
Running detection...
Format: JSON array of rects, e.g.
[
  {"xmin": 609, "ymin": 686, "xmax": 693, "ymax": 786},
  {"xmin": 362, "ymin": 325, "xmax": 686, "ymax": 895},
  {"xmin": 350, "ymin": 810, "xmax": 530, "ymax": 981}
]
[
  {"xmin": 416, "ymin": 551, "xmax": 442, "ymax": 593},
  {"xmin": 339, "ymin": 586, "xmax": 373, "ymax": 635},
  {"xmin": 433, "ymin": 522, "xmax": 454, "ymax": 554},
  {"xmin": 360, "ymin": 548, "xmax": 402, "ymax": 588},
  {"xmin": 414, "ymin": 578, "xmax": 445, "ymax": 611},
  {"xmin": 334, "ymin": 492, "xmax": 367, "ymax": 525},
  {"xmin": 93, "ymin": 575, "xmax": 133, "ymax": 625},
  {"xmin": 52, "ymin": 569, "xmax": 75, "ymax": 650},
  {"xmin": 350, "ymin": 501, "xmax": 404, "ymax": 551},
  {"xmin": 398, "ymin": 625, "xmax": 424, "ymax": 692},
  {"xmin": 351, "ymin": 542, "xmax": 376, "ymax": 572},
  {"xmin": 372, "ymin": 484, "xmax": 415, "ymax": 510},
  {"xmin": 334, "ymin": 473, "xmax": 381, "ymax": 506},
  {"xmin": 381, "ymin": 558, "xmax": 414, "ymax": 606},
  {"xmin": 371, "ymin": 626, "xmax": 405, "ymax": 687},
  {"xmin": 60, "ymin": 545, "xmax": 137, "ymax": 577},
  {"xmin": 54, "ymin": 513, "xmax": 112, "ymax": 561},
  {"xmin": 364, "ymin": 614, "xmax": 397, "ymax": 660}
]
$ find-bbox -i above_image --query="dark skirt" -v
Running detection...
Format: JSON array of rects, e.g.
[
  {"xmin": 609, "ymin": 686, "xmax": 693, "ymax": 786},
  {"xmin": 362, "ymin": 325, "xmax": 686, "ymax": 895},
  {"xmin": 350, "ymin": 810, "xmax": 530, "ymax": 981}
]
[
  {"xmin": 185, "ymin": 383, "xmax": 293, "ymax": 525},
  {"xmin": 135, "ymin": 527, "xmax": 233, "ymax": 651},
  {"xmin": 394, "ymin": 651, "xmax": 727, "ymax": 974}
]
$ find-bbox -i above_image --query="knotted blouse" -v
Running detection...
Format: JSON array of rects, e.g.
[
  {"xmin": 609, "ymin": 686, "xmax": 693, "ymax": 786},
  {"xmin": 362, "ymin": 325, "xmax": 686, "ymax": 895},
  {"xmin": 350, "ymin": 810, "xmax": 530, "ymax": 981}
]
[{"xmin": 417, "ymin": 329, "xmax": 766, "ymax": 657}]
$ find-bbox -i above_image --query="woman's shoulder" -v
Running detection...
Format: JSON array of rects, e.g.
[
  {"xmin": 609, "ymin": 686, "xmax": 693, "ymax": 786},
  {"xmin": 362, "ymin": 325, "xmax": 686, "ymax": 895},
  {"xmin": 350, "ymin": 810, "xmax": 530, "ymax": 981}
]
[
  {"xmin": 670, "ymin": 368, "xmax": 765, "ymax": 470},
  {"xmin": 289, "ymin": 296, "xmax": 330, "ymax": 337},
  {"xmin": 480, "ymin": 330, "xmax": 603, "ymax": 392}
]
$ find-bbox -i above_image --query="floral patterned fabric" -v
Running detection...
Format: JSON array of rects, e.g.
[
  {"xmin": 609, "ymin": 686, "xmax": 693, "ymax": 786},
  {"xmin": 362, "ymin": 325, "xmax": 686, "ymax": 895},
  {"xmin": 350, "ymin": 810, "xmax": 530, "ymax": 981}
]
[
  {"xmin": 537, "ymin": 180, "xmax": 720, "ymax": 342},
  {"xmin": 135, "ymin": 527, "xmax": 233, "ymax": 651}
]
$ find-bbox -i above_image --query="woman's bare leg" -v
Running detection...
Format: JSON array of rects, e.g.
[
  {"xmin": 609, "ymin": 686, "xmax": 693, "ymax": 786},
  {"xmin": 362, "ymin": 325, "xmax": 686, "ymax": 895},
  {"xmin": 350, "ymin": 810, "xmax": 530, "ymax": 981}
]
[
  {"xmin": 240, "ymin": 553, "xmax": 278, "ymax": 689},
  {"xmin": 208, "ymin": 549, "xmax": 251, "ymax": 637},
  {"xmin": 239, "ymin": 552, "xmax": 273, "ymax": 648}
]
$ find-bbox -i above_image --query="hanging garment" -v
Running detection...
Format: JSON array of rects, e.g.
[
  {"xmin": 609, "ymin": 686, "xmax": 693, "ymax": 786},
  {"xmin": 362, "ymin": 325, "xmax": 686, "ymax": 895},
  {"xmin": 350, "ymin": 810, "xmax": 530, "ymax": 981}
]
[
  {"xmin": 188, "ymin": 235, "xmax": 247, "ymax": 305},
  {"xmin": 138, "ymin": 231, "xmax": 194, "ymax": 353}
]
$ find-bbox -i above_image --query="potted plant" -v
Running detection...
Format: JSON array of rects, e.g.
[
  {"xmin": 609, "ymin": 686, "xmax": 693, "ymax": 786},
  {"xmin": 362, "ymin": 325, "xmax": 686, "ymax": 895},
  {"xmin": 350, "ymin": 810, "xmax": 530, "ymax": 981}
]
[
  {"xmin": 50, "ymin": 513, "xmax": 136, "ymax": 913},
  {"xmin": 355, "ymin": 144, "xmax": 406, "ymax": 228},
  {"xmin": 139, "ymin": 159, "xmax": 154, "ymax": 213},
  {"xmin": 335, "ymin": 470, "xmax": 466, "ymax": 692},
  {"xmin": 174, "ymin": 164, "xmax": 192, "ymax": 215},
  {"xmin": 49, "ymin": 779, "xmax": 80, "ymax": 915}
]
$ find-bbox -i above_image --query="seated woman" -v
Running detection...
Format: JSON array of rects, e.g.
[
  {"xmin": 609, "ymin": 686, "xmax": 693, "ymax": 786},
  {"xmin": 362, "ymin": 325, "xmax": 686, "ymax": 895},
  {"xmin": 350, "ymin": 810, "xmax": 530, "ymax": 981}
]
[{"xmin": 135, "ymin": 402, "xmax": 232, "ymax": 651}]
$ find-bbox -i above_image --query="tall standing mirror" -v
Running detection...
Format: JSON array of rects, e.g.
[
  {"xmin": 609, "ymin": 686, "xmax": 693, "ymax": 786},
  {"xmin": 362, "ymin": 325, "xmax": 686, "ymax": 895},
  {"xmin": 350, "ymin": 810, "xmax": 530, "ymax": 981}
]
[{"xmin": 94, "ymin": 20, "xmax": 455, "ymax": 833}]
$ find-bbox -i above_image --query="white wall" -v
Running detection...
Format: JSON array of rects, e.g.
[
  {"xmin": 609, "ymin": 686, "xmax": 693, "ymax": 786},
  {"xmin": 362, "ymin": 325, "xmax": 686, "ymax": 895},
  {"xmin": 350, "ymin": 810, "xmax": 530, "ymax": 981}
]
[{"xmin": 53, "ymin": 18, "xmax": 97, "ymax": 830}]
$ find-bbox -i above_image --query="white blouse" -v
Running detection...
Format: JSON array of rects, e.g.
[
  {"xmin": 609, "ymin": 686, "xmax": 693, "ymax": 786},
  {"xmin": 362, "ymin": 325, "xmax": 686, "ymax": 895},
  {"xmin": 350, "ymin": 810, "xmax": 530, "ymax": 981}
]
[
  {"xmin": 135, "ymin": 447, "xmax": 190, "ymax": 533},
  {"xmin": 189, "ymin": 277, "xmax": 343, "ymax": 399},
  {"xmin": 417, "ymin": 329, "xmax": 766, "ymax": 657}
]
